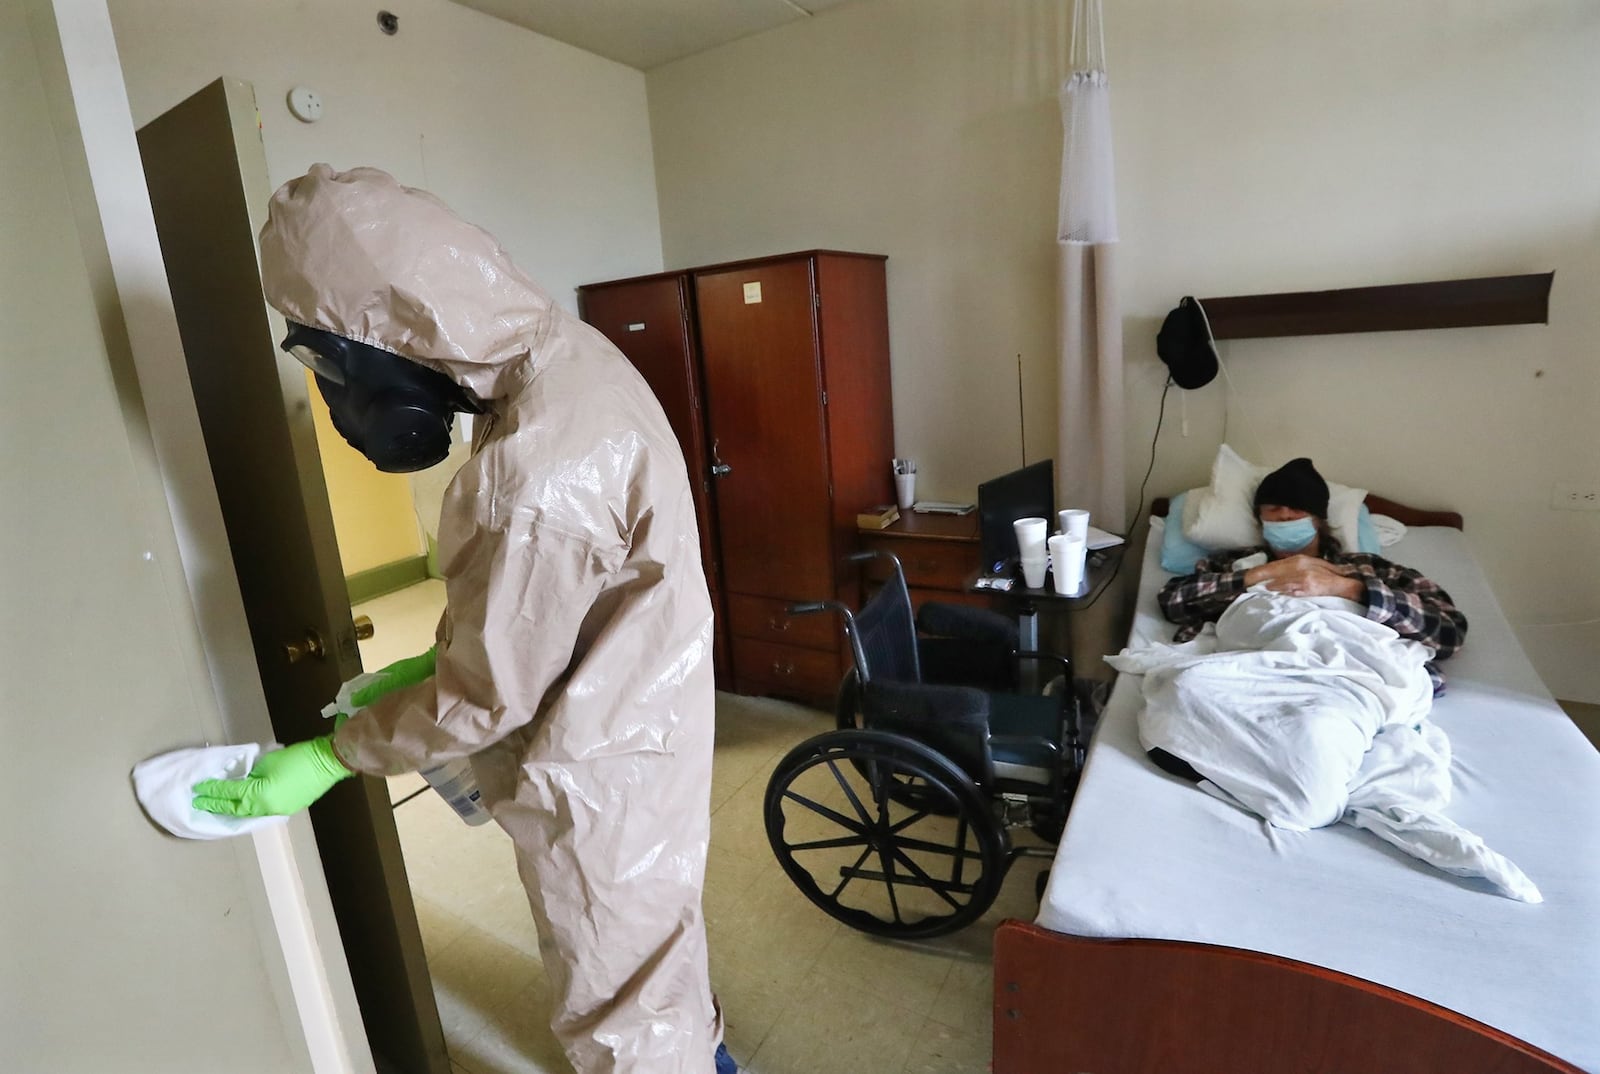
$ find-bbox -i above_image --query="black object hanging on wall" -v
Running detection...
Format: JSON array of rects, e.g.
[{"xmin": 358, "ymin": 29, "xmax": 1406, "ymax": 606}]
[{"xmin": 1156, "ymin": 296, "xmax": 1219, "ymax": 389}]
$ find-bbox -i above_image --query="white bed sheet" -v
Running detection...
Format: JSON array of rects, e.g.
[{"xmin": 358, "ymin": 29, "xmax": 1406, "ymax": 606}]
[{"xmin": 1039, "ymin": 518, "xmax": 1600, "ymax": 1070}]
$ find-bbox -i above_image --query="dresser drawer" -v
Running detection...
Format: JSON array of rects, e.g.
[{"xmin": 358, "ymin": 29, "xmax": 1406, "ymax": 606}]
[
  {"xmin": 727, "ymin": 593, "xmax": 839, "ymax": 652},
  {"xmin": 859, "ymin": 535, "xmax": 974, "ymax": 592},
  {"xmin": 732, "ymin": 637, "xmax": 842, "ymax": 702}
]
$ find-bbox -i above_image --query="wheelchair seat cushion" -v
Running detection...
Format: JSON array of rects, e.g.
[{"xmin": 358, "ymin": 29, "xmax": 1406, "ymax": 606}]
[{"xmin": 988, "ymin": 693, "xmax": 1062, "ymax": 788}]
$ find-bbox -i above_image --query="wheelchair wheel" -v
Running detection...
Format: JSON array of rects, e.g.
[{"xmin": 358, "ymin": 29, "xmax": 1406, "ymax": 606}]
[{"xmin": 765, "ymin": 729, "xmax": 1008, "ymax": 938}]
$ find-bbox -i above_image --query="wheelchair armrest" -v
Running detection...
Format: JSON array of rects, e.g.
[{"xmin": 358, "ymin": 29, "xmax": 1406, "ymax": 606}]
[
  {"xmin": 1014, "ymin": 649, "xmax": 1071, "ymax": 679},
  {"xmin": 787, "ymin": 601, "xmax": 830, "ymax": 616}
]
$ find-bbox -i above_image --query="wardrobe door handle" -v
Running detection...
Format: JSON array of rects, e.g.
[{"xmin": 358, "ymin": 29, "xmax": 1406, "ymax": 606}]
[{"xmin": 710, "ymin": 438, "xmax": 732, "ymax": 478}]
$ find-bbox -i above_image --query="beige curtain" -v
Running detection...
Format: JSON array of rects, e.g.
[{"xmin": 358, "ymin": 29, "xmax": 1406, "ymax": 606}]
[
  {"xmin": 1055, "ymin": 0, "xmax": 1123, "ymax": 529},
  {"xmin": 1057, "ymin": 243, "xmax": 1124, "ymax": 527}
]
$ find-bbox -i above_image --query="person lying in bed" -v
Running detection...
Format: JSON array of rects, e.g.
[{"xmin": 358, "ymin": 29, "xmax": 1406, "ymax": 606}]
[{"xmin": 1158, "ymin": 457, "xmax": 1468, "ymax": 694}]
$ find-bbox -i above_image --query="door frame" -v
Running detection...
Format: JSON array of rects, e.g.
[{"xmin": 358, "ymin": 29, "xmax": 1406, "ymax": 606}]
[{"xmin": 41, "ymin": 2, "xmax": 371, "ymax": 1071}]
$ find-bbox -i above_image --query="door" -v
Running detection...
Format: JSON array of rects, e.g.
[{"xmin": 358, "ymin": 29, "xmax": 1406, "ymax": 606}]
[
  {"xmin": 694, "ymin": 258, "xmax": 834, "ymax": 600},
  {"xmin": 137, "ymin": 78, "xmax": 449, "ymax": 1074}
]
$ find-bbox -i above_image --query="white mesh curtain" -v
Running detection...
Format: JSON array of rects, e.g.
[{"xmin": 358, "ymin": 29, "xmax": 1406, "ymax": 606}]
[{"xmin": 1056, "ymin": 0, "xmax": 1125, "ymax": 529}]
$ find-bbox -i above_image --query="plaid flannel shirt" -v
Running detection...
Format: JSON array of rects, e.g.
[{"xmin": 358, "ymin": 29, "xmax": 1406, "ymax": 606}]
[{"xmin": 1156, "ymin": 536, "xmax": 1468, "ymax": 694}]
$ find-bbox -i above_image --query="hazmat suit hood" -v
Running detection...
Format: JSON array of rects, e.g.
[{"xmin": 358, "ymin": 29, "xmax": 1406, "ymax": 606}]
[
  {"xmin": 260, "ymin": 163, "xmax": 554, "ymax": 404},
  {"xmin": 258, "ymin": 165, "xmax": 723, "ymax": 1073}
]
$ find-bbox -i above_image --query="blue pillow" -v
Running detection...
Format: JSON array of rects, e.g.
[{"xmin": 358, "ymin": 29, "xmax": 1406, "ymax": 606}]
[
  {"xmin": 1159, "ymin": 491, "xmax": 1215, "ymax": 574},
  {"xmin": 1356, "ymin": 504, "xmax": 1381, "ymax": 554}
]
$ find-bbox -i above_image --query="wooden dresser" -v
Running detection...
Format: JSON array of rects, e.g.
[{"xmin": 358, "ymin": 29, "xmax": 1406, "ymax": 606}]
[{"xmin": 855, "ymin": 512, "xmax": 995, "ymax": 615}]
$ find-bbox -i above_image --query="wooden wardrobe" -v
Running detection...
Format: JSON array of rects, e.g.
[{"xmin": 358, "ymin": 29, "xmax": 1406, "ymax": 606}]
[{"xmin": 578, "ymin": 251, "xmax": 894, "ymax": 706}]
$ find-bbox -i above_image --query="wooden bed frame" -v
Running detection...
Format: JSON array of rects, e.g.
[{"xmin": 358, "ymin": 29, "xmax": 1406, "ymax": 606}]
[{"xmin": 990, "ymin": 494, "xmax": 1584, "ymax": 1074}]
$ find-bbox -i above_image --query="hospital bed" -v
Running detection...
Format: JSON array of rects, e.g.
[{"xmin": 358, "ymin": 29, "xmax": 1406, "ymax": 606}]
[{"xmin": 991, "ymin": 498, "xmax": 1600, "ymax": 1073}]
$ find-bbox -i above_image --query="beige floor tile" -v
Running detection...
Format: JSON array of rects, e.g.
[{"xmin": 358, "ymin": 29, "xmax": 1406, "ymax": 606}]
[
  {"xmin": 414, "ymin": 893, "xmax": 474, "ymax": 958},
  {"xmin": 458, "ymin": 873, "xmax": 545, "ymax": 961},
  {"xmin": 709, "ymin": 958, "xmax": 792, "ymax": 1065},
  {"xmin": 396, "ymin": 791, "xmax": 523, "ymax": 913},
  {"xmin": 900, "ymin": 1016, "xmax": 990, "ymax": 1074},
  {"xmin": 425, "ymin": 925, "xmax": 545, "ymax": 1055},
  {"xmin": 746, "ymin": 962, "xmax": 922, "ymax": 1074},
  {"xmin": 708, "ymin": 694, "xmax": 828, "ymax": 814},
  {"xmin": 709, "ymin": 773, "xmax": 775, "ymax": 863},
  {"xmin": 810, "ymin": 926, "xmax": 956, "ymax": 1019},
  {"xmin": 449, "ymin": 976, "xmax": 568, "ymax": 1074},
  {"xmin": 926, "ymin": 957, "xmax": 991, "ymax": 1038},
  {"xmin": 701, "ymin": 843, "xmax": 769, "ymax": 939},
  {"xmin": 708, "ymin": 863, "xmax": 840, "ymax": 987},
  {"xmin": 389, "ymin": 772, "xmax": 431, "ymax": 803}
]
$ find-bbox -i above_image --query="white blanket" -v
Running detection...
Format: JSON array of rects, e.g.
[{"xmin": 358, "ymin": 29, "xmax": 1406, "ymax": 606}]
[{"xmin": 1107, "ymin": 589, "xmax": 1540, "ymax": 902}]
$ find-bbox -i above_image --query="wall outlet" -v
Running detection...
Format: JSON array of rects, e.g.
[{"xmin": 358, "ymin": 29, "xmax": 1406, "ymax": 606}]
[{"xmin": 1550, "ymin": 483, "xmax": 1600, "ymax": 511}]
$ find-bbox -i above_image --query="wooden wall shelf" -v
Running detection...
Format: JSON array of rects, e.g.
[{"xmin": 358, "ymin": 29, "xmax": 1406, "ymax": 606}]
[{"xmin": 1200, "ymin": 272, "xmax": 1553, "ymax": 341}]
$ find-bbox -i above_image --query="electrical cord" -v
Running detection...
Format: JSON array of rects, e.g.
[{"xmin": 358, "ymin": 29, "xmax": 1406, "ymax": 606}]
[{"xmin": 1076, "ymin": 375, "xmax": 1172, "ymax": 613}]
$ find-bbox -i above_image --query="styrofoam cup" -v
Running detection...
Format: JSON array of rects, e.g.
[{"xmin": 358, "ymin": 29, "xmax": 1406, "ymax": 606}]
[
  {"xmin": 1020, "ymin": 554, "xmax": 1048, "ymax": 590},
  {"xmin": 894, "ymin": 472, "xmax": 916, "ymax": 510},
  {"xmin": 1058, "ymin": 508, "xmax": 1090, "ymax": 542},
  {"xmin": 1013, "ymin": 516, "xmax": 1048, "ymax": 559},
  {"xmin": 1049, "ymin": 534, "xmax": 1087, "ymax": 594}
]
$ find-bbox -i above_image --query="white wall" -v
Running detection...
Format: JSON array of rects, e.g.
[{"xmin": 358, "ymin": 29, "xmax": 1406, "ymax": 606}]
[
  {"xmin": 3, "ymin": 2, "xmax": 339, "ymax": 1068},
  {"xmin": 645, "ymin": 0, "xmax": 1600, "ymax": 700},
  {"xmin": 108, "ymin": 0, "xmax": 665, "ymax": 309}
]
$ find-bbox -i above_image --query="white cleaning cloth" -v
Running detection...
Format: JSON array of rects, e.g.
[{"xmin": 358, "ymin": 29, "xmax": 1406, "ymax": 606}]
[{"xmin": 132, "ymin": 743, "xmax": 289, "ymax": 840}]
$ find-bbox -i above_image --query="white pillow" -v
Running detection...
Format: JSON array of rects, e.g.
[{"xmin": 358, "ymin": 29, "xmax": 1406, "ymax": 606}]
[{"xmin": 1180, "ymin": 444, "xmax": 1367, "ymax": 551}]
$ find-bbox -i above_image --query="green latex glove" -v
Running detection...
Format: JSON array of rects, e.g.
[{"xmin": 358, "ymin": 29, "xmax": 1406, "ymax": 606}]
[
  {"xmin": 322, "ymin": 647, "xmax": 438, "ymax": 728},
  {"xmin": 192, "ymin": 735, "xmax": 353, "ymax": 817},
  {"xmin": 351, "ymin": 647, "xmax": 437, "ymax": 708}
]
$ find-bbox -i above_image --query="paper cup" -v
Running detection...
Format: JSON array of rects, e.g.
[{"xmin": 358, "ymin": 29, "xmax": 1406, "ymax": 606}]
[
  {"xmin": 1013, "ymin": 516, "xmax": 1048, "ymax": 559},
  {"xmin": 1057, "ymin": 508, "xmax": 1090, "ymax": 542},
  {"xmin": 1049, "ymin": 534, "xmax": 1087, "ymax": 594},
  {"xmin": 1020, "ymin": 555, "xmax": 1049, "ymax": 590}
]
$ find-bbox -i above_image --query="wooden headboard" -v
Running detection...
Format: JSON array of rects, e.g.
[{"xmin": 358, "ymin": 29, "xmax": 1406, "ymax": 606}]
[{"xmin": 1150, "ymin": 495, "xmax": 1463, "ymax": 531}]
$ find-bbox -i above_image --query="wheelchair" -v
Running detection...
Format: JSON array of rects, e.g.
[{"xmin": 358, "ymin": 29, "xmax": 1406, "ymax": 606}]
[{"xmin": 763, "ymin": 551, "xmax": 1086, "ymax": 938}]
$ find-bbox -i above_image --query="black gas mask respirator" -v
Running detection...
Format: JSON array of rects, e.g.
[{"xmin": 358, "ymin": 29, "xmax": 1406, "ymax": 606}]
[{"xmin": 282, "ymin": 322, "xmax": 484, "ymax": 473}]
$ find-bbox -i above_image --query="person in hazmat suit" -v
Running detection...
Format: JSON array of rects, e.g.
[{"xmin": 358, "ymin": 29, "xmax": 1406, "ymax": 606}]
[{"xmin": 191, "ymin": 164, "xmax": 732, "ymax": 1074}]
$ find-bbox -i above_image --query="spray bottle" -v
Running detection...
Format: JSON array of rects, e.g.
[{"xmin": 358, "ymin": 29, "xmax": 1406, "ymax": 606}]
[{"xmin": 322, "ymin": 647, "xmax": 492, "ymax": 826}]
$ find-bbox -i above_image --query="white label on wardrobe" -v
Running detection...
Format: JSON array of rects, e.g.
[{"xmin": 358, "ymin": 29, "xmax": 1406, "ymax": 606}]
[
  {"xmin": 626, "ymin": 322, "xmax": 645, "ymax": 332},
  {"xmin": 743, "ymin": 281, "xmax": 762, "ymax": 304}
]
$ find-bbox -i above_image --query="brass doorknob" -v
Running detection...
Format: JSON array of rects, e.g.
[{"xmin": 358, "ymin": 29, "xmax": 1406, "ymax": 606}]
[
  {"xmin": 284, "ymin": 629, "xmax": 326, "ymax": 664},
  {"xmin": 354, "ymin": 615, "xmax": 375, "ymax": 641}
]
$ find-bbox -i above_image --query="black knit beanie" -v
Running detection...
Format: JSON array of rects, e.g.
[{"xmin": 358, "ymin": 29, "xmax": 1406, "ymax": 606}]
[{"xmin": 1253, "ymin": 457, "xmax": 1330, "ymax": 518}]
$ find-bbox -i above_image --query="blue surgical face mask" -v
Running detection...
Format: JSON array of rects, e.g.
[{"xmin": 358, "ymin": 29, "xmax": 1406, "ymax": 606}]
[{"xmin": 1261, "ymin": 516, "xmax": 1318, "ymax": 553}]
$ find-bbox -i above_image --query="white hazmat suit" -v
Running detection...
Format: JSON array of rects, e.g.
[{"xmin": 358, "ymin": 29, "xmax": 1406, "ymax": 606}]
[{"xmin": 259, "ymin": 164, "xmax": 722, "ymax": 1073}]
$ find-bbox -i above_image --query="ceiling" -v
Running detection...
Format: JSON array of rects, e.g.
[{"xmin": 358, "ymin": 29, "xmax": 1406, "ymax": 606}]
[{"xmin": 449, "ymin": 0, "xmax": 861, "ymax": 71}]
